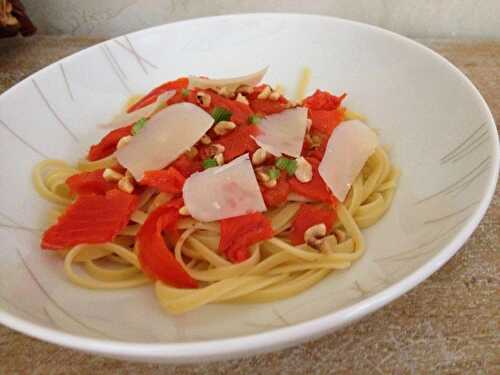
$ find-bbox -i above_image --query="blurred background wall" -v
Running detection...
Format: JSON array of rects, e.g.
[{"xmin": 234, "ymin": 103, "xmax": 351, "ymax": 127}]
[{"xmin": 22, "ymin": 0, "xmax": 498, "ymax": 39}]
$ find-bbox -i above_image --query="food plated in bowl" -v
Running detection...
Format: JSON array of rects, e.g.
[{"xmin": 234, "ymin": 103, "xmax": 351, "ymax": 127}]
[
  {"xmin": 0, "ymin": 14, "xmax": 497, "ymax": 363},
  {"xmin": 33, "ymin": 67, "xmax": 399, "ymax": 315}
]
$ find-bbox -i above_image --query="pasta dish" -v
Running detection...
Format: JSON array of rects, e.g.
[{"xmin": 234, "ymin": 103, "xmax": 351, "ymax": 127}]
[{"xmin": 33, "ymin": 68, "xmax": 399, "ymax": 314}]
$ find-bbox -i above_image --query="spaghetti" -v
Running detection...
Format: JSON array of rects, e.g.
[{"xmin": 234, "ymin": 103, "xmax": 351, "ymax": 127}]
[{"xmin": 33, "ymin": 71, "xmax": 399, "ymax": 315}]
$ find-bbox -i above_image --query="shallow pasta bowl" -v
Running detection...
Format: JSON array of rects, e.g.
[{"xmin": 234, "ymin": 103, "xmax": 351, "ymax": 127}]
[{"xmin": 0, "ymin": 14, "xmax": 498, "ymax": 363}]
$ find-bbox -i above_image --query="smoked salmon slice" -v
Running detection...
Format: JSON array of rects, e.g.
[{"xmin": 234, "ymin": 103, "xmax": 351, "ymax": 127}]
[{"xmin": 41, "ymin": 189, "xmax": 138, "ymax": 250}]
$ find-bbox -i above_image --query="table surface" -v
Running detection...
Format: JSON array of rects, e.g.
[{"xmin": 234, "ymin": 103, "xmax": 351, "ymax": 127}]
[{"xmin": 0, "ymin": 36, "xmax": 498, "ymax": 374}]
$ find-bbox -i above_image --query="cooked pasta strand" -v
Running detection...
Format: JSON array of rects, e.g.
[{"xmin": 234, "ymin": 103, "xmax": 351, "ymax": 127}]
[{"xmin": 34, "ymin": 118, "xmax": 398, "ymax": 314}]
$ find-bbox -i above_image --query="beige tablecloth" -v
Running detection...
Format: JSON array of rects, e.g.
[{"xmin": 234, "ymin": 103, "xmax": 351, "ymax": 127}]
[{"xmin": 0, "ymin": 36, "xmax": 498, "ymax": 374}]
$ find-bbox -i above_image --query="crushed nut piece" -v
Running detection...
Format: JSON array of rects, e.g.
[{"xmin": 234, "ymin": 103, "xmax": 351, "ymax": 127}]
[
  {"xmin": 294, "ymin": 157, "xmax": 313, "ymax": 183},
  {"xmin": 118, "ymin": 176, "xmax": 134, "ymax": 194},
  {"xmin": 304, "ymin": 223, "xmax": 327, "ymax": 248},
  {"xmin": 178, "ymin": 206, "xmax": 190, "ymax": 216},
  {"xmin": 116, "ymin": 135, "xmax": 132, "ymax": 149},
  {"xmin": 263, "ymin": 179, "xmax": 277, "ymax": 188},
  {"xmin": 213, "ymin": 144, "xmax": 225, "ymax": 154},
  {"xmin": 185, "ymin": 146, "xmax": 198, "ymax": 159},
  {"xmin": 255, "ymin": 167, "xmax": 277, "ymax": 188},
  {"xmin": 214, "ymin": 120, "xmax": 236, "ymax": 136},
  {"xmin": 235, "ymin": 93, "xmax": 249, "ymax": 105},
  {"xmin": 214, "ymin": 153, "xmax": 224, "ymax": 166},
  {"xmin": 286, "ymin": 99, "xmax": 302, "ymax": 108},
  {"xmin": 255, "ymin": 168, "xmax": 270, "ymax": 183},
  {"xmin": 200, "ymin": 134, "xmax": 212, "ymax": 145},
  {"xmin": 257, "ymin": 85, "xmax": 272, "ymax": 100},
  {"xmin": 102, "ymin": 168, "xmax": 123, "ymax": 182},
  {"xmin": 251, "ymin": 148, "xmax": 268, "ymax": 165},
  {"xmin": 196, "ymin": 91, "xmax": 211, "ymax": 107},
  {"xmin": 236, "ymin": 85, "xmax": 254, "ymax": 95},
  {"xmin": 204, "ymin": 144, "xmax": 225, "ymax": 158},
  {"xmin": 216, "ymin": 86, "xmax": 234, "ymax": 98}
]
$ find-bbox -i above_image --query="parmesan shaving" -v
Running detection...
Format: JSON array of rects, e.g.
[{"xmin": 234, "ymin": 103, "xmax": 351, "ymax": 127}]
[
  {"xmin": 188, "ymin": 67, "xmax": 268, "ymax": 91},
  {"xmin": 116, "ymin": 103, "xmax": 213, "ymax": 181},
  {"xmin": 253, "ymin": 107, "xmax": 308, "ymax": 158},
  {"xmin": 319, "ymin": 120, "xmax": 378, "ymax": 201},
  {"xmin": 183, "ymin": 154, "xmax": 267, "ymax": 222}
]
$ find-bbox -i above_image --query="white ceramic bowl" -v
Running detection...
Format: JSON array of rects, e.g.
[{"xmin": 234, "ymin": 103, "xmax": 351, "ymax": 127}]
[{"xmin": 0, "ymin": 14, "xmax": 498, "ymax": 363}]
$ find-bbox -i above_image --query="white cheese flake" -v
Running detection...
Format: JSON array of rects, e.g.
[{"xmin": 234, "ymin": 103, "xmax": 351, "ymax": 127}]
[
  {"xmin": 252, "ymin": 107, "xmax": 308, "ymax": 158},
  {"xmin": 318, "ymin": 120, "xmax": 379, "ymax": 201},
  {"xmin": 116, "ymin": 103, "xmax": 213, "ymax": 181},
  {"xmin": 183, "ymin": 154, "xmax": 267, "ymax": 222},
  {"xmin": 188, "ymin": 67, "xmax": 268, "ymax": 91}
]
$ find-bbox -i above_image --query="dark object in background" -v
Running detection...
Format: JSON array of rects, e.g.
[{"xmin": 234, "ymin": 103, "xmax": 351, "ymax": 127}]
[{"xmin": 0, "ymin": 0, "xmax": 36, "ymax": 38}]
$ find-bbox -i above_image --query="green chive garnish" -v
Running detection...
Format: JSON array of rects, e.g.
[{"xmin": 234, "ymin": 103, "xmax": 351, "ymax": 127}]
[
  {"xmin": 267, "ymin": 167, "xmax": 280, "ymax": 180},
  {"xmin": 131, "ymin": 117, "xmax": 147, "ymax": 135},
  {"xmin": 181, "ymin": 88, "xmax": 190, "ymax": 97},
  {"xmin": 248, "ymin": 115, "xmax": 262, "ymax": 124},
  {"xmin": 285, "ymin": 159, "xmax": 298, "ymax": 175},
  {"xmin": 275, "ymin": 157, "xmax": 298, "ymax": 176},
  {"xmin": 202, "ymin": 158, "xmax": 218, "ymax": 169},
  {"xmin": 211, "ymin": 107, "xmax": 232, "ymax": 123},
  {"xmin": 275, "ymin": 157, "xmax": 289, "ymax": 170}
]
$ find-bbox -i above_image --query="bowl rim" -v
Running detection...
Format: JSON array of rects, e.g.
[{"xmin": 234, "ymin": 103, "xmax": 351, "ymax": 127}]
[{"xmin": 0, "ymin": 13, "xmax": 498, "ymax": 362}]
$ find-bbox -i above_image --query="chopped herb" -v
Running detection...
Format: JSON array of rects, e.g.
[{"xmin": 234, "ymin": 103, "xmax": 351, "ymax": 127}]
[
  {"xmin": 211, "ymin": 107, "xmax": 232, "ymax": 123},
  {"xmin": 248, "ymin": 115, "xmax": 262, "ymax": 124},
  {"xmin": 275, "ymin": 157, "xmax": 298, "ymax": 176},
  {"xmin": 275, "ymin": 157, "xmax": 290, "ymax": 170},
  {"xmin": 131, "ymin": 117, "xmax": 147, "ymax": 135},
  {"xmin": 267, "ymin": 167, "xmax": 280, "ymax": 180},
  {"xmin": 181, "ymin": 88, "xmax": 190, "ymax": 97},
  {"xmin": 202, "ymin": 158, "xmax": 218, "ymax": 169},
  {"xmin": 285, "ymin": 159, "xmax": 298, "ymax": 175}
]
